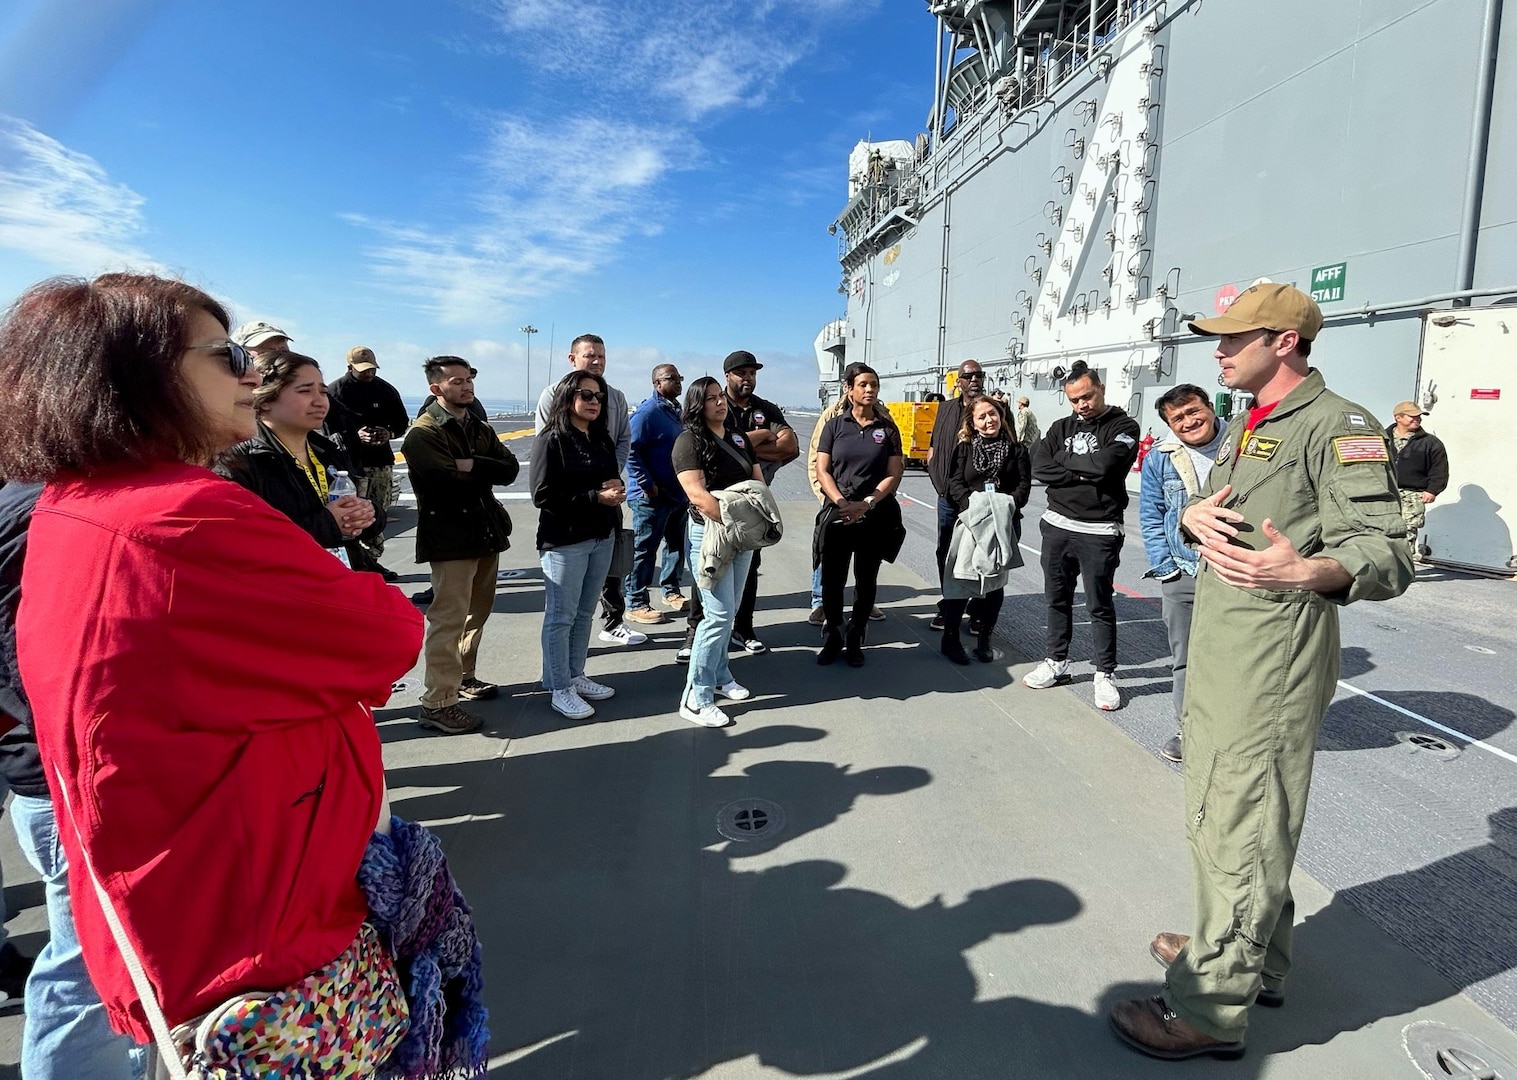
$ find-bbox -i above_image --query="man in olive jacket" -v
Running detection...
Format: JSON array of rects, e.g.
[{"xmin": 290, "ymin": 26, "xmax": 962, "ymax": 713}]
[
  {"xmin": 1110, "ymin": 283, "xmax": 1413, "ymax": 1061},
  {"xmin": 402, "ymin": 356, "xmax": 520, "ymax": 736}
]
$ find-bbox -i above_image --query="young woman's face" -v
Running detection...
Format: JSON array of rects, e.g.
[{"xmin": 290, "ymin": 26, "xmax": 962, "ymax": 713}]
[
  {"xmin": 573, "ymin": 376, "xmax": 604, "ymax": 424},
  {"xmin": 702, "ymin": 384, "xmax": 727, "ymax": 425},
  {"xmin": 850, "ymin": 374, "xmax": 880, "ymax": 408},
  {"xmin": 180, "ymin": 308, "xmax": 260, "ymax": 451},
  {"xmin": 262, "ymin": 364, "xmax": 328, "ymax": 433},
  {"xmin": 973, "ymin": 399, "xmax": 1003, "ymax": 438}
]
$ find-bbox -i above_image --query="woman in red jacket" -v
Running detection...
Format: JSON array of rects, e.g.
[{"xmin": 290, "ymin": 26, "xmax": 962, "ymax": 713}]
[{"xmin": 0, "ymin": 274, "xmax": 423, "ymax": 1072}]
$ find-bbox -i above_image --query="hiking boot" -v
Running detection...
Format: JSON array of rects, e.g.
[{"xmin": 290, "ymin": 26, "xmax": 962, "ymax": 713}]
[
  {"xmin": 663, "ymin": 591, "xmax": 689, "ymax": 611},
  {"xmin": 626, "ymin": 606, "xmax": 667, "ymax": 625},
  {"xmin": 571, "ymin": 675, "xmax": 615, "ymax": 701},
  {"xmin": 1022, "ymin": 658, "xmax": 1070, "ymax": 689},
  {"xmin": 551, "ymin": 688, "xmax": 595, "ymax": 720},
  {"xmin": 1093, "ymin": 671, "xmax": 1123, "ymax": 711},
  {"xmin": 598, "ymin": 624, "xmax": 648, "ymax": 646},
  {"xmin": 417, "ymin": 703, "xmax": 482, "ymax": 735},
  {"xmin": 458, "ymin": 676, "xmax": 498, "ymax": 701},
  {"xmin": 1109, "ymin": 996, "xmax": 1245, "ymax": 1060}
]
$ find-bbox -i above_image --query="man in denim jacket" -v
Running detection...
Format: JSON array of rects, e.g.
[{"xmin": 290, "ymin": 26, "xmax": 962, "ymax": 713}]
[{"xmin": 1138, "ymin": 385, "xmax": 1227, "ymax": 764}]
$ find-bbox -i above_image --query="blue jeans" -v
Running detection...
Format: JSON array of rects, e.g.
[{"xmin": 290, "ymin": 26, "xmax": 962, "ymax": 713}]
[
  {"xmin": 810, "ymin": 565, "xmax": 823, "ymax": 610},
  {"xmin": 11, "ymin": 794, "xmax": 140, "ymax": 1079},
  {"xmin": 540, "ymin": 536, "xmax": 616, "ymax": 690},
  {"xmin": 623, "ymin": 498, "xmax": 688, "ymax": 609},
  {"xmin": 682, "ymin": 520, "xmax": 753, "ymax": 708}
]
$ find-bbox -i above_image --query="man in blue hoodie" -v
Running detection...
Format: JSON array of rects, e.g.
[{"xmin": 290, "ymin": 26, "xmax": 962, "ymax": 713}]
[
  {"xmin": 1138, "ymin": 385, "xmax": 1228, "ymax": 763},
  {"xmin": 624, "ymin": 364, "xmax": 690, "ymax": 623}
]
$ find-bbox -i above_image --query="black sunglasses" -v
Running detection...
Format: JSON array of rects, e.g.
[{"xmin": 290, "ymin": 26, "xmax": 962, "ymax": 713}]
[
  {"xmin": 575, "ymin": 388, "xmax": 607, "ymax": 403},
  {"xmin": 187, "ymin": 340, "xmax": 254, "ymax": 378}
]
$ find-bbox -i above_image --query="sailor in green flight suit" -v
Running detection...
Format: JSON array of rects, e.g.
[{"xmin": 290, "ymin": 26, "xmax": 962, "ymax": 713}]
[{"xmin": 1109, "ymin": 282, "xmax": 1414, "ymax": 1060}]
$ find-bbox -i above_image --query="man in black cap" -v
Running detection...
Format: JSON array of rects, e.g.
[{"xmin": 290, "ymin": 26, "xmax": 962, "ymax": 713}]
[
  {"xmin": 679, "ymin": 351, "xmax": 797, "ymax": 659},
  {"xmin": 327, "ymin": 346, "xmax": 410, "ymax": 577}
]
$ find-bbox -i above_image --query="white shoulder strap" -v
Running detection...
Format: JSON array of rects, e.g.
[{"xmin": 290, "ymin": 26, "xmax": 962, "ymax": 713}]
[{"xmin": 52, "ymin": 764, "xmax": 191, "ymax": 1079}]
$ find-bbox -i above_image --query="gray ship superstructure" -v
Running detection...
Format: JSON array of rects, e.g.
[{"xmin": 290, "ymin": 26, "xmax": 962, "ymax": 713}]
[{"xmin": 818, "ymin": 0, "xmax": 1517, "ymax": 574}]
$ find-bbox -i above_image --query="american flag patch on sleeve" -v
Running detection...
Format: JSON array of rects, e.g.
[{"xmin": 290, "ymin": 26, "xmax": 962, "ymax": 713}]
[{"xmin": 1332, "ymin": 435, "xmax": 1390, "ymax": 463}]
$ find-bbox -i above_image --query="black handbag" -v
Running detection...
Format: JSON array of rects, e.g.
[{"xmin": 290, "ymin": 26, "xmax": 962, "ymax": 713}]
[{"xmin": 608, "ymin": 523, "xmax": 635, "ymax": 578}]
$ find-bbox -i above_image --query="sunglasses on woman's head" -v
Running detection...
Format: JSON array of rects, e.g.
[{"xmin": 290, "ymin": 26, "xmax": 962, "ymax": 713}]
[
  {"xmin": 186, "ymin": 340, "xmax": 254, "ymax": 378},
  {"xmin": 575, "ymin": 388, "xmax": 607, "ymax": 403}
]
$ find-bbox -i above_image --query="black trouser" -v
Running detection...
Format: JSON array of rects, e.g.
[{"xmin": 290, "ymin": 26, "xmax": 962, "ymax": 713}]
[
  {"xmin": 934, "ymin": 495, "xmax": 956, "ymax": 614},
  {"xmin": 943, "ymin": 588, "xmax": 1005, "ymax": 637},
  {"xmin": 600, "ymin": 574, "xmax": 625, "ymax": 631},
  {"xmin": 685, "ymin": 548, "xmax": 760, "ymax": 637},
  {"xmin": 821, "ymin": 518, "xmax": 887, "ymax": 633},
  {"xmin": 1040, "ymin": 519, "xmax": 1123, "ymax": 674}
]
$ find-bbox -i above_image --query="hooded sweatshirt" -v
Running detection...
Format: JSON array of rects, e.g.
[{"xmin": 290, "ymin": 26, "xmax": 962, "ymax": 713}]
[{"xmin": 1030, "ymin": 406, "xmax": 1142, "ymax": 526}]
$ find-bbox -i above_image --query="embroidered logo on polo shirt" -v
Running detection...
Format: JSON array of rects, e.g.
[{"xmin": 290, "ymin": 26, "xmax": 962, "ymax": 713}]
[
  {"xmin": 754, "ymin": 412, "xmax": 766, "ymax": 426},
  {"xmin": 731, "ymin": 434, "xmax": 746, "ymax": 447},
  {"xmin": 872, "ymin": 429, "xmax": 886, "ymax": 443},
  {"xmin": 1332, "ymin": 435, "xmax": 1390, "ymax": 463},
  {"xmin": 1240, "ymin": 435, "xmax": 1282, "ymax": 461}
]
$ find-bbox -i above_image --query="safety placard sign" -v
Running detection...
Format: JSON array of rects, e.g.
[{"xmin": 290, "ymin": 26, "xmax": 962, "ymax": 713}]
[{"xmin": 1309, "ymin": 262, "xmax": 1347, "ymax": 304}]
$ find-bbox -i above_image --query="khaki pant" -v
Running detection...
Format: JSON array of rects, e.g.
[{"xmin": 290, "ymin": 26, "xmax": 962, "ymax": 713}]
[
  {"xmin": 355, "ymin": 465, "xmax": 394, "ymax": 556},
  {"xmin": 1399, "ymin": 489, "xmax": 1426, "ymax": 556},
  {"xmin": 420, "ymin": 554, "xmax": 499, "ymax": 708},
  {"xmin": 1163, "ymin": 571, "xmax": 1340, "ymax": 1041}
]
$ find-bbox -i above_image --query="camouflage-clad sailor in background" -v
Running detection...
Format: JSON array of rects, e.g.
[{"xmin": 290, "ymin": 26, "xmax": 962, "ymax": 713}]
[{"xmin": 1109, "ymin": 283, "xmax": 1414, "ymax": 1061}]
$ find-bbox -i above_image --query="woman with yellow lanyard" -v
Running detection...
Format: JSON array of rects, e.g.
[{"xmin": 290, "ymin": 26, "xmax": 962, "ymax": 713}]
[{"xmin": 219, "ymin": 351, "xmax": 376, "ymax": 566}]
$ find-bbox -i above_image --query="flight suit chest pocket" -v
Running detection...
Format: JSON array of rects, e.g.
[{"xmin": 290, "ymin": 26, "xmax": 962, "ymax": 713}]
[
  {"xmin": 1325, "ymin": 462, "xmax": 1403, "ymax": 535},
  {"xmin": 1191, "ymin": 749, "xmax": 1272, "ymax": 887}
]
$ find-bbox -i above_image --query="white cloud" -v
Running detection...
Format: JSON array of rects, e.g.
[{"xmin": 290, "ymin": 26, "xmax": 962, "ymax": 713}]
[
  {"xmin": 346, "ymin": 115, "xmax": 695, "ymax": 323},
  {"xmin": 0, "ymin": 115, "xmax": 157, "ymax": 273},
  {"xmin": 489, "ymin": 0, "xmax": 862, "ymax": 120}
]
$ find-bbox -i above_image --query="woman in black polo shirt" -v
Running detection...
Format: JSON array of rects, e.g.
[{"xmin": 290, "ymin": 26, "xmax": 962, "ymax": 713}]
[
  {"xmin": 672, "ymin": 376, "xmax": 764, "ymax": 728},
  {"xmin": 814, "ymin": 364, "xmax": 905, "ymax": 666}
]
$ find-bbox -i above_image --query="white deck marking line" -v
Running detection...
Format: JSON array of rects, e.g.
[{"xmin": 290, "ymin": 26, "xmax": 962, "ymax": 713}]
[
  {"xmin": 1335, "ymin": 681, "xmax": 1517, "ymax": 766},
  {"xmin": 897, "ymin": 491, "xmax": 934, "ymax": 509}
]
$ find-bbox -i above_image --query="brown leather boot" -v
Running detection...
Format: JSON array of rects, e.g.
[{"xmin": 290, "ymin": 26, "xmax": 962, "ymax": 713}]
[
  {"xmin": 1108, "ymin": 996, "xmax": 1245, "ymax": 1060},
  {"xmin": 1149, "ymin": 932, "xmax": 1285, "ymax": 1006}
]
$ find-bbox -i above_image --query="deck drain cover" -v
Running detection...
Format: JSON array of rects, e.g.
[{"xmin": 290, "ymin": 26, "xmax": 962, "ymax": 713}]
[
  {"xmin": 497, "ymin": 569, "xmax": 529, "ymax": 581},
  {"xmin": 716, "ymin": 799, "xmax": 785, "ymax": 843},
  {"xmin": 1395, "ymin": 731, "xmax": 1461, "ymax": 760},
  {"xmin": 1404, "ymin": 1020, "xmax": 1513, "ymax": 1079}
]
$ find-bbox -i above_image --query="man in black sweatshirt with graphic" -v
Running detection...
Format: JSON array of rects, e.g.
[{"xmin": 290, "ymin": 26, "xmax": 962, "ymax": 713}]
[{"xmin": 1025, "ymin": 361, "xmax": 1141, "ymax": 710}]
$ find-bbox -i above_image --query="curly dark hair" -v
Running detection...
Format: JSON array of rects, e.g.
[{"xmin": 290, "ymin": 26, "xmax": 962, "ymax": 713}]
[
  {"xmin": 0, "ymin": 273, "xmax": 234, "ymax": 480},
  {"xmin": 545, "ymin": 370, "xmax": 612, "ymax": 445}
]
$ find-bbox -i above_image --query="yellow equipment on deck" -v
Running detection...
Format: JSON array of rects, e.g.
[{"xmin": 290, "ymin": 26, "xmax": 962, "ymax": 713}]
[{"xmin": 886, "ymin": 401, "xmax": 938, "ymax": 468}]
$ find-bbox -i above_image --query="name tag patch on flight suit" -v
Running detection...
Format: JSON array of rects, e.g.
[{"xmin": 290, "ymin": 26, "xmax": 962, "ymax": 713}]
[
  {"xmin": 1343, "ymin": 412, "xmax": 1373, "ymax": 429},
  {"xmin": 1332, "ymin": 435, "xmax": 1390, "ymax": 463},
  {"xmin": 1239, "ymin": 436, "xmax": 1281, "ymax": 461}
]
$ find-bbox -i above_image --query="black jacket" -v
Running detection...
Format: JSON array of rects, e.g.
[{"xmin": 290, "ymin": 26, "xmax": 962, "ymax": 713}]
[
  {"xmin": 0, "ymin": 481, "xmax": 47, "ymax": 797},
  {"xmin": 1386, "ymin": 426, "xmax": 1449, "ymax": 495},
  {"xmin": 945, "ymin": 437, "xmax": 1032, "ymax": 523},
  {"xmin": 530, "ymin": 425, "xmax": 621, "ymax": 550},
  {"xmin": 218, "ymin": 425, "xmax": 364, "ymax": 552},
  {"xmin": 328, "ymin": 372, "xmax": 410, "ymax": 470},
  {"xmin": 1031, "ymin": 407, "xmax": 1142, "ymax": 523},
  {"xmin": 928, "ymin": 395, "xmax": 970, "ymax": 495},
  {"xmin": 402, "ymin": 402, "xmax": 519, "ymax": 562}
]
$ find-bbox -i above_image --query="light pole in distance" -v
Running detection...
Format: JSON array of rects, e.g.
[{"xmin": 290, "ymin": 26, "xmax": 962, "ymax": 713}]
[{"xmin": 518, "ymin": 325, "xmax": 538, "ymax": 416}]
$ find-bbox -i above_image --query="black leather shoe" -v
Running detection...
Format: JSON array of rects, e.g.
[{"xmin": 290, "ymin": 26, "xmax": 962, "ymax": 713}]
[{"xmin": 817, "ymin": 628, "xmax": 843, "ymax": 665}]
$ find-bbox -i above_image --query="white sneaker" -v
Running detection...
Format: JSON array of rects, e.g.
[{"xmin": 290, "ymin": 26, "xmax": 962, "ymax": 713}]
[
  {"xmin": 1022, "ymin": 658, "xmax": 1071, "ymax": 689},
  {"xmin": 550, "ymin": 688, "xmax": 594, "ymax": 720},
  {"xmin": 572, "ymin": 675, "xmax": 615, "ymax": 701},
  {"xmin": 679, "ymin": 696, "xmax": 730, "ymax": 728},
  {"xmin": 1093, "ymin": 671, "xmax": 1123, "ymax": 711},
  {"xmin": 715, "ymin": 680, "xmax": 752, "ymax": 701},
  {"xmin": 598, "ymin": 625, "xmax": 648, "ymax": 646}
]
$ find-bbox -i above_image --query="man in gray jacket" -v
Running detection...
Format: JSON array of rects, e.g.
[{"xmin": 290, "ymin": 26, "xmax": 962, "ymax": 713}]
[{"xmin": 535, "ymin": 334, "xmax": 643, "ymax": 646}]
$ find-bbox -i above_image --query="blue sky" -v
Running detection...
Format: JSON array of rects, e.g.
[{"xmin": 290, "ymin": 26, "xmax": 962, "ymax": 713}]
[{"xmin": 0, "ymin": 0, "xmax": 932, "ymax": 410}]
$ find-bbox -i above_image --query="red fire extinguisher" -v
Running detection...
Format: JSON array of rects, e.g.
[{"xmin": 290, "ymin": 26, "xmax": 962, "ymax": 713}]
[{"xmin": 1133, "ymin": 430, "xmax": 1155, "ymax": 471}]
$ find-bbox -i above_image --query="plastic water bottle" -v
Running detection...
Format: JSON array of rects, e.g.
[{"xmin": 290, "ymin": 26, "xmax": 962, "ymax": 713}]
[
  {"xmin": 329, "ymin": 470, "xmax": 357, "ymax": 502},
  {"xmin": 327, "ymin": 470, "xmax": 355, "ymax": 568}
]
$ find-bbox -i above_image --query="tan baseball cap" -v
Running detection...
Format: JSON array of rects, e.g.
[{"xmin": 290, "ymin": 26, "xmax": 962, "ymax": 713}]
[
  {"xmin": 1392, "ymin": 401, "xmax": 1424, "ymax": 417},
  {"xmin": 1188, "ymin": 282, "xmax": 1324, "ymax": 341},
  {"xmin": 347, "ymin": 346, "xmax": 378, "ymax": 371},
  {"xmin": 232, "ymin": 321, "xmax": 291, "ymax": 348}
]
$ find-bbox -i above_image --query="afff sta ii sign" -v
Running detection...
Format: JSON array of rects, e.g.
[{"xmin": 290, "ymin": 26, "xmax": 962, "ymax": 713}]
[{"xmin": 1310, "ymin": 262, "xmax": 1347, "ymax": 304}]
